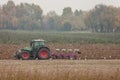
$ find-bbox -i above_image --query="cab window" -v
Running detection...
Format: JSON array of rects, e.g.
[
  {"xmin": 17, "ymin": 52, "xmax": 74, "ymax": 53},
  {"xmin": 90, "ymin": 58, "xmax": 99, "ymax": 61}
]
[{"xmin": 34, "ymin": 41, "xmax": 44, "ymax": 47}]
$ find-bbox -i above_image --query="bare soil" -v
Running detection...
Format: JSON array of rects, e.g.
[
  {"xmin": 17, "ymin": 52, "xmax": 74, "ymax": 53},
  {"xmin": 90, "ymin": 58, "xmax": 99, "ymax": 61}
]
[{"xmin": 0, "ymin": 44, "xmax": 120, "ymax": 59}]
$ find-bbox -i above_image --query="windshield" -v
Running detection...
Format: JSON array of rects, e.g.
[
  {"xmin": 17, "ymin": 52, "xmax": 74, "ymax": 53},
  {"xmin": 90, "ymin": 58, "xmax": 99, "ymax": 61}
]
[
  {"xmin": 30, "ymin": 41, "xmax": 45, "ymax": 47},
  {"xmin": 34, "ymin": 41, "xmax": 45, "ymax": 47}
]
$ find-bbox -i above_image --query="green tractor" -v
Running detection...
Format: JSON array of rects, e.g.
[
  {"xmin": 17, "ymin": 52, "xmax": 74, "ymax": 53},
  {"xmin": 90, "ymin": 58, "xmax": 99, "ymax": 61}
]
[{"xmin": 14, "ymin": 39, "xmax": 50, "ymax": 60}]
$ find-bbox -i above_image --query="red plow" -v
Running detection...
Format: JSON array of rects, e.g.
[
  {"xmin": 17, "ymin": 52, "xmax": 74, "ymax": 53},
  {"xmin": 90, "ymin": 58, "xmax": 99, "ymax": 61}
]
[{"xmin": 51, "ymin": 49, "xmax": 81, "ymax": 60}]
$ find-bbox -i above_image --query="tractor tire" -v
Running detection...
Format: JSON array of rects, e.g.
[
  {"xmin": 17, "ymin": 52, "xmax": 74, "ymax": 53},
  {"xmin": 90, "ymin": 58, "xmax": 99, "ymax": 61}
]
[
  {"xmin": 38, "ymin": 48, "xmax": 50, "ymax": 60},
  {"xmin": 20, "ymin": 51, "xmax": 31, "ymax": 60}
]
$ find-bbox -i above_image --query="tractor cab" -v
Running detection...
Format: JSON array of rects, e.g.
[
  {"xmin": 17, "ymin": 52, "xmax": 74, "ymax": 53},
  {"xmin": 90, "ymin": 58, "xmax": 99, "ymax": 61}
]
[
  {"xmin": 30, "ymin": 39, "xmax": 45, "ymax": 48},
  {"xmin": 30, "ymin": 39, "xmax": 46, "ymax": 53}
]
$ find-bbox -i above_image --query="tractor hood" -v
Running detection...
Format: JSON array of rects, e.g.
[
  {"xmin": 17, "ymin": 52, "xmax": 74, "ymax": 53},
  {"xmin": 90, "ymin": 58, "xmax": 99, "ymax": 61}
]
[{"xmin": 21, "ymin": 47, "xmax": 32, "ymax": 51}]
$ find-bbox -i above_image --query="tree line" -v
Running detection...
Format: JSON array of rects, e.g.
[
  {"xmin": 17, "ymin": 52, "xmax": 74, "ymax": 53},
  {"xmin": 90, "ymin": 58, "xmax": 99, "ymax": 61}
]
[{"xmin": 0, "ymin": 0, "xmax": 120, "ymax": 32}]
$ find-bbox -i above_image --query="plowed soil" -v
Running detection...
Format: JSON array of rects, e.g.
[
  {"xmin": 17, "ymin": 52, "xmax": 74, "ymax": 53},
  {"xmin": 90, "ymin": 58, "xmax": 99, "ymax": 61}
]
[{"xmin": 0, "ymin": 44, "xmax": 120, "ymax": 59}]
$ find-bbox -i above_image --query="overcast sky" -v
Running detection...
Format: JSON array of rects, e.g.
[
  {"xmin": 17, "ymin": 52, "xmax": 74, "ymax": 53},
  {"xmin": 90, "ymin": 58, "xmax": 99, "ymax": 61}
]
[{"xmin": 1, "ymin": 0, "xmax": 120, "ymax": 15}]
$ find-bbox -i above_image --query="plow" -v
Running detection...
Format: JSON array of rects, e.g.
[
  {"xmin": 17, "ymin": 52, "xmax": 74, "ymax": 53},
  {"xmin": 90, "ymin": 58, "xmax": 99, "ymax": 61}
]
[
  {"xmin": 51, "ymin": 49, "xmax": 81, "ymax": 60},
  {"xmin": 14, "ymin": 39, "xmax": 81, "ymax": 60}
]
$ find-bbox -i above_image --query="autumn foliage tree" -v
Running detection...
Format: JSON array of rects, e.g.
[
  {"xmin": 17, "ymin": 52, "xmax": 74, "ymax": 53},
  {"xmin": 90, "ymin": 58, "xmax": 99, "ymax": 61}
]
[
  {"xmin": 0, "ymin": 1, "xmax": 120, "ymax": 32},
  {"xmin": 85, "ymin": 4, "xmax": 120, "ymax": 32},
  {"xmin": 0, "ymin": 1, "xmax": 43, "ymax": 30}
]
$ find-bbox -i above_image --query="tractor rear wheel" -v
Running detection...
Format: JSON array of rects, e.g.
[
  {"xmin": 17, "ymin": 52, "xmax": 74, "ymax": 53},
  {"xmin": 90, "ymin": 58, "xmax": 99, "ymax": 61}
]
[
  {"xmin": 20, "ymin": 51, "xmax": 30, "ymax": 60},
  {"xmin": 38, "ymin": 48, "xmax": 50, "ymax": 60}
]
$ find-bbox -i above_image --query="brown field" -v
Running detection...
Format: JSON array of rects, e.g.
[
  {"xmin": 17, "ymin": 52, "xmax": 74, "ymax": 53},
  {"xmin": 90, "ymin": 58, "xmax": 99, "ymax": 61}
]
[
  {"xmin": 0, "ymin": 60, "xmax": 120, "ymax": 80},
  {"xmin": 0, "ymin": 44, "xmax": 120, "ymax": 59}
]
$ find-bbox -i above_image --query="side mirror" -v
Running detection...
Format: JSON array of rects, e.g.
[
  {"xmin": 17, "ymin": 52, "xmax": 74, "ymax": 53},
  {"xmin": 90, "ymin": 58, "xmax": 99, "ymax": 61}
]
[{"xmin": 30, "ymin": 42, "xmax": 33, "ymax": 47}]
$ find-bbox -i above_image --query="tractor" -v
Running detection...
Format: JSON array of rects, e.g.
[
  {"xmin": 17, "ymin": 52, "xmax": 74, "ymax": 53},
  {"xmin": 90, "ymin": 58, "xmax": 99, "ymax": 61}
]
[
  {"xmin": 14, "ymin": 39, "xmax": 50, "ymax": 60},
  {"xmin": 14, "ymin": 39, "xmax": 81, "ymax": 60}
]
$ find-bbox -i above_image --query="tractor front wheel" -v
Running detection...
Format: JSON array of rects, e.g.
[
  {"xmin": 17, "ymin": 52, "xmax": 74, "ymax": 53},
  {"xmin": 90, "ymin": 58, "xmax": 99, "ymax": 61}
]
[{"xmin": 20, "ymin": 51, "xmax": 30, "ymax": 60}]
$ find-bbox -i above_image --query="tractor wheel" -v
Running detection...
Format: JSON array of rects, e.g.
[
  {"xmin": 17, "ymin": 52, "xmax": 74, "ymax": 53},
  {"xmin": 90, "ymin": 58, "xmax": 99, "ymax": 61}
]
[
  {"xmin": 38, "ymin": 48, "xmax": 50, "ymax": 60},
  {"xmin": 20, "ymin": 51, "xmax": 30, "ymax": 60}
]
